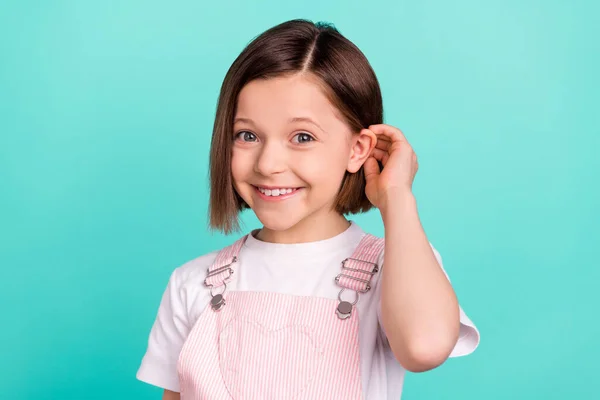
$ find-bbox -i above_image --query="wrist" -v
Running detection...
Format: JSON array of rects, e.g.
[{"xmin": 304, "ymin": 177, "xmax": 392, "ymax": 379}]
[{"xmin": 378, "ymin": 189, "xmax": 417, "ymax": 219}]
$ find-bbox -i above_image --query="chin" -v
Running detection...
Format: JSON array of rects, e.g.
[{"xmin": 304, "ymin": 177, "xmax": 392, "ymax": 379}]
[{"xmin": 253, "ymin": 210, "xmax": 304, "ymax": 232}]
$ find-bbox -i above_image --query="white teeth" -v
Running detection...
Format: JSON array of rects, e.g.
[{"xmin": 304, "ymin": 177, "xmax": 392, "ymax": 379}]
[{"xmin": 258, "ymin": 187, "xmax": 295, "ymax": 196}]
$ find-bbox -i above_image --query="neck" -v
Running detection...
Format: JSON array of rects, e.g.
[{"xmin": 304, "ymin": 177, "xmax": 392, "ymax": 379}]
[{"xmin": 255, "ymin": 212, "xmax": 350, "ymax": 244}]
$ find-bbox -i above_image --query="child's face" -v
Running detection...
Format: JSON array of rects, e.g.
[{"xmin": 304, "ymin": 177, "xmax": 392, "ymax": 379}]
[{"xmin": 231, "ymin": 74, "xmax": 359, "ymax": 234}]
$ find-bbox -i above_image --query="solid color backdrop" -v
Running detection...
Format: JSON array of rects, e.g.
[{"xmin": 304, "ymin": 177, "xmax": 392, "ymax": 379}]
[{"xmin": 1, "ymin": 0, "xmax": 598, "ymax": 399}]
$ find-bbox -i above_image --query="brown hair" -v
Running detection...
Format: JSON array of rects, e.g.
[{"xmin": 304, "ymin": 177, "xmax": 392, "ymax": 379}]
[{"xmin": 209, "ymin": 19, "xmax": 384, "ymax": 233}]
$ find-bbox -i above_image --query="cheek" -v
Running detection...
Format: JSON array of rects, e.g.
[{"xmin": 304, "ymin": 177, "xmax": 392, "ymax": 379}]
[
  {"xmin": 296, "ymin": 149, "xmax": 349, "ymax": 186},
  {"xmin": 231, "ymin": 149, "xmax": 249, "ymax": 181}
]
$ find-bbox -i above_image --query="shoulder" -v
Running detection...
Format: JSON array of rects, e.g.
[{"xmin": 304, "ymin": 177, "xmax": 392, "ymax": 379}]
[{"xmin": 171, "ymin": 250, "xmax": 219, "ymax": 287}]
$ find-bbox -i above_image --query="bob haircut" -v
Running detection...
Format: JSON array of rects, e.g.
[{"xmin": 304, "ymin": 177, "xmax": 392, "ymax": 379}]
[{"xmin": 209, "ymin": 19, "xmax": 384, "ymax": 233}]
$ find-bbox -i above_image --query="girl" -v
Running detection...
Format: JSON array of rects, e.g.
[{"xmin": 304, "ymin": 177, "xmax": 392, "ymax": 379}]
[{"xmin": 137, "ymin": 19, "xmax": 479, "ymax": 400}]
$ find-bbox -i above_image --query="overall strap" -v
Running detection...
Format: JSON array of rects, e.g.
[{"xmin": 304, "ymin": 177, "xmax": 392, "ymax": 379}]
[
  {"xmin": 335, "ymin": 234, "xmax": 385, "ymax": 292},
  {"xmin": 334, "ymin": 233, "xmax": 385, "ymax": 319},
  {"xmin": 204, "ymin": 235, "xmax": 248, "ymax": 311}
]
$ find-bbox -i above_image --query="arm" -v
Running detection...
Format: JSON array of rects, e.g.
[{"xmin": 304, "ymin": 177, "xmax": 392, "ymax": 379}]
[
  {"xmin": 163, "ymin": 390, "xmax": 180, "ymax": 400},
  {"xmin": 362, "ymin": 123, "xmax": 460, "ymax": 372},
  {"xmin": 379, "ymin": 192, "xmax": 460, "ymax": 372}
]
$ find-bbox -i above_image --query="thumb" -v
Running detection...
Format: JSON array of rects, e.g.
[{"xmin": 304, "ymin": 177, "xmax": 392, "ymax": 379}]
[{"xmin": 363, "ymin": 156, "xmax": 380, "ymax": 182}]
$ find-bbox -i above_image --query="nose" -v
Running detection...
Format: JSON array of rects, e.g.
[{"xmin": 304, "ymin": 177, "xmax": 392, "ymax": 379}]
[{"xmin": 254, "ymin": 141, "xmax": 287, "ymax": 176}]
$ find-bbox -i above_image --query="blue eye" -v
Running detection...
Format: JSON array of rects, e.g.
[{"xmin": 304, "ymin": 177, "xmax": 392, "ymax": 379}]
[
  {"xmin": 236, "ymin": 131, "xmax": 257, "ymax": 142},
  {"xmin": 292, "ymin": 133, "xmax": 315, "ymax": 144}
]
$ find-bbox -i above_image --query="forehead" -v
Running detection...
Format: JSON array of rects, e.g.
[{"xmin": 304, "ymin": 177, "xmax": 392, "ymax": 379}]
[{"xmin": 235, "ymin": 74, "xmax": 345, "ymax": 128}]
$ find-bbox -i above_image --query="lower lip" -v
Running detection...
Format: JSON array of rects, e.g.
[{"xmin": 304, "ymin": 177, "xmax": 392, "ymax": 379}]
[{"xmin": 254, "ymin": 186, "xmax": 302, "ymax": 202}]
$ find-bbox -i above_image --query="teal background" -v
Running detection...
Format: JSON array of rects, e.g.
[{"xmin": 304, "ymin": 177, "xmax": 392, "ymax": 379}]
[{"xmin": 1, "ymin": 0, "xmax": 598, "ymax": 399}]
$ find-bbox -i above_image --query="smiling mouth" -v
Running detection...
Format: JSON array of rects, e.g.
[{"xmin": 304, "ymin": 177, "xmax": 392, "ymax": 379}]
[{"xmin": 252, "ymin": 185, "xmax": 301, "ymax": 197}]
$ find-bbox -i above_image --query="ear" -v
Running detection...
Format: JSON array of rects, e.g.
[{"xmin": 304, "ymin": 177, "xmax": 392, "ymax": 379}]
[{"xmin": 347, "ymin": 128, "xmax": 377, "ymax": 173}]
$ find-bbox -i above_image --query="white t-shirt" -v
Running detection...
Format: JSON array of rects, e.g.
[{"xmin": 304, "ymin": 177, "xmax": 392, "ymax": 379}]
[{"xmin": 137, "ymin": 221, "xmax": 480, "ymax": 399}]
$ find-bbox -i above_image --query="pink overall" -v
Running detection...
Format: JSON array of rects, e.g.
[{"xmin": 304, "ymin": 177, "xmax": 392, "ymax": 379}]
[{"xmin": 177, "ymin": 234, "xmax": 384, "ymax": 400}]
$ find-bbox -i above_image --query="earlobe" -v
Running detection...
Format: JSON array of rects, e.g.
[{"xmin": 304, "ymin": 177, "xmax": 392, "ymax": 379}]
[{"xmin": 347, "ymin": 128, "xmax": 377, "ymax": 173}]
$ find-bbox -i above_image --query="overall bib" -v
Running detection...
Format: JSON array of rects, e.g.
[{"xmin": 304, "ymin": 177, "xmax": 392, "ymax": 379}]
[{"xmin": 176, "ymin": 234, "xmax": 384, "ymax": 400}]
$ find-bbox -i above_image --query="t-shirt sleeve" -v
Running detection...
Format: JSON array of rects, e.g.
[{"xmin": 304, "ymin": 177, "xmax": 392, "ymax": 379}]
[
  {"xmin": 376, "ymin": 243, "xmax": 480, "ymax": 358},
  {"xmin": 136, "ymin": 267, "xmax": 189, "ymax": 392}
]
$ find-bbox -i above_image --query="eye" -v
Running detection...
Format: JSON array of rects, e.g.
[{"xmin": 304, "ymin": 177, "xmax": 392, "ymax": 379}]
[
  {"xmin": 235, "ymin": 131, "xmax": 258, "ymax": 142},
  {"xmin": 292, "ymin": 132, "xmax": 315, "ymax": 144}
]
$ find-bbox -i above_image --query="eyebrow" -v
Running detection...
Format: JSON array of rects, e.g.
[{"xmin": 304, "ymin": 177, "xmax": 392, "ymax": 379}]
[
  {"xmin": 233, "ymin": 116, "xmax": 326, "ymax": 134},
  {"xmin": 233, "ymin": 117, "xmax": 254, "ymax": 125},
  {"xmin": 289, "ymin": 117, "xmax": 326, "ymax": 133}
]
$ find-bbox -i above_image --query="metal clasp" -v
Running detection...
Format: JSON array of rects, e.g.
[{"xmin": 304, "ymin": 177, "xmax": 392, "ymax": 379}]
[
  {"xmin": 209, "ymin": 283, "xmax": 227, "ymax": 311},
  {"xmin": 203, "ymin": 256, "xmax": 237, "ymax": 287},
  {"xmin": 204, "ymin": 257, "xmax": 237, "ymax": 312},
  {"xmin": 334, "ymin": 257, "xmax": 379, "ymax": 293},
  {"xmin": 335, "ymin": 288, "xmax": 359, "ymax": 320}
]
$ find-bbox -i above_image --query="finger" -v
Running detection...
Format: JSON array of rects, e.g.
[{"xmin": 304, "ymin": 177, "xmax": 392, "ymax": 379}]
[
  {"xmin": 375, "ymin": 134, "xmax": 392, "ymax": 142},
  {"xmin": 363, "ymin": 156, "xmax": 380, "ymax": 181},
  {"xmin": 369, "ymin": 124, "xmax": 409, "ymax": 145},
  {"xmin": 371, "ymin": 148, "xmax": 389, "ymax": 166},
  {"xmin": 375, "ymin": 136, "xmax": 391, "ymax": 151}
]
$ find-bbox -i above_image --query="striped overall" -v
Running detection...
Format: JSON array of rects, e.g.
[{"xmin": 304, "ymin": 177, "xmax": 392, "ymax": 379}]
[{"xmin": 176, "ymin": 234, "xmax": 384, "ymax": 399}]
